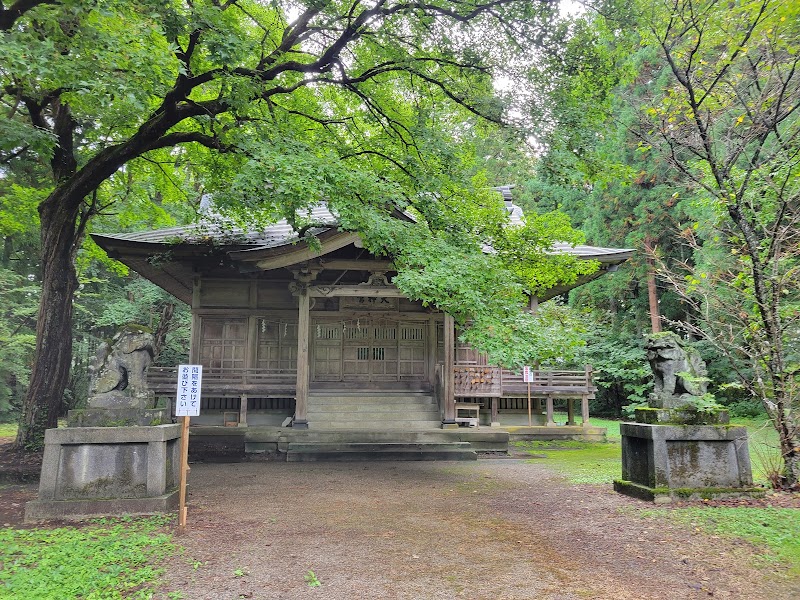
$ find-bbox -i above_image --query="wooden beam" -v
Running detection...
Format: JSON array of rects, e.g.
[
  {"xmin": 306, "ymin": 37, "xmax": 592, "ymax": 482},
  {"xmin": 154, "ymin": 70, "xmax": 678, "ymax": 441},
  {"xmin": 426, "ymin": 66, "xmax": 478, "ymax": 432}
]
[
  {"xmin": 308, "ymin": 285, "xmax": 406, "ymax": 298},
  {"xmin": 317, "ymin": 259, "xmax": 395, "ymax": 271},
  {"xmin": 252, "ymin": 232, "xmax": 361, "ymax": 271}
]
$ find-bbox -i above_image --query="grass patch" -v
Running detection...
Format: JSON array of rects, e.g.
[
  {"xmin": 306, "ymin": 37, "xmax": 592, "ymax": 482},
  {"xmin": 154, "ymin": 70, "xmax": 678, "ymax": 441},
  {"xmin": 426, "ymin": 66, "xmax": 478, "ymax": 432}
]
[
  {"xmin": 517, "ymin": 440, "xmax": 623, "ymax": 485},
  {"xmin": 520, "ymin": 416, "xmax": 782, "ymax": 487},
  {"xmin": 0, "ymin": 423, "xmax": 17, "ymax": 439},
  {"xmin": 0, "ymin": 515, "xmax": 176, "ymax": 599},
  {"xmin": 513, "ymin": 415, "xmax": 624, "ymax": 485},
  {"xmin": 638, "ymin": 507, "xmax": 800, "ymax": 576},
  {"xmin": 730, "ymin": 417, "xmax": 783, "ymax": 487},
  {"xmin": 587, "ymin": 417, "xmax": 622, "ymax": 440}
]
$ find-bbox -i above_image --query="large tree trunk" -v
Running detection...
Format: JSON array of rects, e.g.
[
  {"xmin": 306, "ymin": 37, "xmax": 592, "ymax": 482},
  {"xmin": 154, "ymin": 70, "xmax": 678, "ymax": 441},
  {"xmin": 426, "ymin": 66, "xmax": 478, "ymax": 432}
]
[
  {"xmin": 153, "ymin": 302, "xmax": 175, "ymax": 362},
  {"xmin": 644, "ymin": 238, "xmax": 661, "ymax": 333},
  {"xmin": 14, "ymin": 195, "xmax": 81, "ymax": 450},
  {"xmin": 778, "ymin": 426, "xmax": 800, "ymax": 488}
]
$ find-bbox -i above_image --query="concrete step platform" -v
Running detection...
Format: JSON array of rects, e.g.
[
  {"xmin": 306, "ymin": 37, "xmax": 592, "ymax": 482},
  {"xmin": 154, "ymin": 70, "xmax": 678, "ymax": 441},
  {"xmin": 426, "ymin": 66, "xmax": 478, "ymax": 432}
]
[
  {"xmin": 308, "ymin": 396, "xmax": 436, "ymax": 406},
  {"xmin": 308, "ymin": 421, "xmax": 441, "ymax": 430},
  {"xmin": 307, "ymin": 405, "xmax": 440, "ymax": 414},
  {"xmin": 244, "ymin": 429, "xmax": 505, "ymax": 443},
  {"xmin": 288, "ymin": 441, "xmax": 472, "ymax": 452},
  {"xmin": 306, "ymin": 410, "xmax": 440, "ymax": 420},
  {"xmin": 286, "ymin": 442, "xmax": 477, "ymax": 462},
  {"xmin": 189, "ymin": 426, "xmax": 510, "ymax": 458}
]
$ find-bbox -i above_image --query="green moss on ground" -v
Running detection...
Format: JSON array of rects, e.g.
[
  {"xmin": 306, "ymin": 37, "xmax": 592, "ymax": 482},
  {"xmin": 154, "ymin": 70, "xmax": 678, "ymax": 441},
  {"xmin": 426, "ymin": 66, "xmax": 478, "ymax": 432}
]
[{"xmin": 0, "ymin": 515, "xmax": 176, "ymax": 599}]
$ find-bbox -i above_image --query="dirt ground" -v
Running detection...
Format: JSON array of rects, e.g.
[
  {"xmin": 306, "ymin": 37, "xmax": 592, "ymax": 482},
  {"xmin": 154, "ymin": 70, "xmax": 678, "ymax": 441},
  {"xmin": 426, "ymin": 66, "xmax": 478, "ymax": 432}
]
[
  {"xmin": 2, "ymin": 446, "xmax": 799, "ymax": 599},
  {"xmin": 146, "ymin": 458, "xmax": 797, "ymax": 600}
]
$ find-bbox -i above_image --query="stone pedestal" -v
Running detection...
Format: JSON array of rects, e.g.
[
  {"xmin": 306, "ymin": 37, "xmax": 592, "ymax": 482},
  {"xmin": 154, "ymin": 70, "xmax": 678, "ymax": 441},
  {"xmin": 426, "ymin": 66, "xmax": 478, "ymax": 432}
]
[
  {"xmin": 25, "ymin": 424, "xmax": 181, "ymax": 522},
  {"xmin": 614, "ymin": 422, "xmax": 761, "ymax": 503},
  {"xmin": 67, "ymin": 408, "xmax": 169, "ymax": 428}
]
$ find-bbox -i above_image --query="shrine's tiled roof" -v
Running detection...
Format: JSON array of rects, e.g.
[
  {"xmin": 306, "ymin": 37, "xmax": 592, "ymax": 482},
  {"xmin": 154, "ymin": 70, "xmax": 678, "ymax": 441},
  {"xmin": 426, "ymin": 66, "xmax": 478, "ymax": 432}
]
[
  {"xmin": 94, "ymin": 200, "xmax": 633, "ymax": 262},
  {"xmin": 96, "ymin": 203, "xmax": 338, "ymax": 249}
]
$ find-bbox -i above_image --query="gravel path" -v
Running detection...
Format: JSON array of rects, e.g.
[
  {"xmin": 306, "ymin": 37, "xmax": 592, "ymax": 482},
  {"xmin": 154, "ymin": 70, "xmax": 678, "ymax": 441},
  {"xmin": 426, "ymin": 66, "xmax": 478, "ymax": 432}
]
[{"xmin": 155, "ymin": 459, "xmax": 798, "ymax": 600}]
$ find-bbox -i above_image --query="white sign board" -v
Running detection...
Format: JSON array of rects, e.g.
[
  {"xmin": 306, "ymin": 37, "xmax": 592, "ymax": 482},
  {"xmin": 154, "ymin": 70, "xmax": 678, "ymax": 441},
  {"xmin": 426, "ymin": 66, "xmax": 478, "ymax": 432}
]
[
  {"xmin": 522, "ymin": 365, "xmax": 534, "ymax": 383},
  {"xmin": 175, "ymin": 364, "xmax": 203, "ymax": 417}
]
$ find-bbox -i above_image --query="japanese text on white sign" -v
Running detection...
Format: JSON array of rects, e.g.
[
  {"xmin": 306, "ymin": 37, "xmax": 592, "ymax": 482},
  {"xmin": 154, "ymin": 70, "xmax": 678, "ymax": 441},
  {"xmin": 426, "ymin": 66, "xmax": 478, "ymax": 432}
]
[
  {"xmin": 523, "ymin": 365, "xmax": 534, "ymax": 383},
  {"xmin": 175, "ymin": 364, "xmax": 203, "ymax": 417}
]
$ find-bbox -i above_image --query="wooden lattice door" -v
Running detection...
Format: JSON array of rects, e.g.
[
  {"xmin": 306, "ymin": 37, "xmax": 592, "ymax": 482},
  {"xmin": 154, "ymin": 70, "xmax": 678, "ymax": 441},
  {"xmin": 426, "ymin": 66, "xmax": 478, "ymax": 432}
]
[
  {"xmin": 312, "ymin": 318, "xmax": 427, "ymax": 383},
  {"xmin": 199, "ymin": 318, "xmax": 247, "ymax": 369}
]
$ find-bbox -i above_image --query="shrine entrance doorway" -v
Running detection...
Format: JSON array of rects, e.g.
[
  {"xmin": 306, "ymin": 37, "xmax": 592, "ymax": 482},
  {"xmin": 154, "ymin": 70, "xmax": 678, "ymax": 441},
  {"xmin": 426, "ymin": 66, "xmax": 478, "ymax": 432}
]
[{"xmin": 311, "ymin": 318, "xmax": 428, "ymax": 385}]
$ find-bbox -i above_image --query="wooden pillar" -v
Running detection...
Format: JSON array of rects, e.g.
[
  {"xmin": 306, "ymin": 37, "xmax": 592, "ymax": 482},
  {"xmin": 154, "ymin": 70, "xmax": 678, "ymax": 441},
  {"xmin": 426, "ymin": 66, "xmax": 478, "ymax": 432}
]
[
  {"xmin": 582, "ymin": 365, "xmax": 593, "ymax": 427},
  {"xmin": 239, "ymin": 394, "xmax": 248, "ymax": 427},
  {"xmin": 581, "ymin": 395, "xmax": 590, "ymax": 427},
  {"xmin": 490, "ymin": 396, "xmax": 500, "ymax": 427},
  {"xmin": 545, "ymin": 395, "xmax": 556, "ymax": 427},
  {"xmin": 241, "ymin": 314, "xmax": 258, "ymax": 428},
  {"xmin": 427, "ymin": 317, "xmax": 437, "ymax": 387},
  {"xmin": 293, "ymin": 284, "xmax": 310, "ymax": 429},
  {"xmin": 567, "ymin": 397, "xmax": 575, "ymax": 426},
  {"xmin": 189, "ymin": 278, "xmax": 202, "ymax": 363},
  {"xmin": 442, "ymin": 313, "xmax": 456, "ymax": 427}
]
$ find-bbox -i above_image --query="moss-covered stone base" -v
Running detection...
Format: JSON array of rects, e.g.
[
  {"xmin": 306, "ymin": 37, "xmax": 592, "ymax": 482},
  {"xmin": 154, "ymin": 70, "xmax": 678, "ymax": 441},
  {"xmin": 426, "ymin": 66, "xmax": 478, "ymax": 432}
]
[
  {"xmin": 613, "ymin": 479, "xmax": 766, "ymax": 504},
  {"xmin": 25, "ymin": 424, "xmax": 181, "ymax": 522},
  {"xmin": 67, "ymin": 408, "xmax": 168, "ymax": 427},
  {"xmin": 634, "ymin": 407, "xmax": 730, "ymax": 425}
]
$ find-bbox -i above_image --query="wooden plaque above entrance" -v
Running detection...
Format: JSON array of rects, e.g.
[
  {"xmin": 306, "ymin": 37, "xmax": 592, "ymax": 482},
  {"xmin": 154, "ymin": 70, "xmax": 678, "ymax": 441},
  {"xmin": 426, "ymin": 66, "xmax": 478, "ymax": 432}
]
[
  {"xmin": 341, "ymin": 296, "xmax": 398, "ymax": 310},
  {"xmin": 308, "ymin": 284, "xmax": 407, "ymax": 298}
]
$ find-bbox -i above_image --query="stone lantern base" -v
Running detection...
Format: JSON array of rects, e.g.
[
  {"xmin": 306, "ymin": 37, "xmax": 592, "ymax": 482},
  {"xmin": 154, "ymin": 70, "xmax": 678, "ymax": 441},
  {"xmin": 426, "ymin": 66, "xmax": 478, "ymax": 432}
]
[
  {"xmin": 615, "ymin": 420, "xmax": 763, "ymax": 503},
  {"xmin": 25, "ymin": 424, "xmax": 181, "ymax": 522}
]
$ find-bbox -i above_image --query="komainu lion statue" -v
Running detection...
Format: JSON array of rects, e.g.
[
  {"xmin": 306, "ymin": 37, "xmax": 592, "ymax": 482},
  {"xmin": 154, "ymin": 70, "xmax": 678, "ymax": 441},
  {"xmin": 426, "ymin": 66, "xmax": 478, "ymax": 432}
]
[
  {"xmin": 88, "ymin": 325, "xmax": 156, "ymax": 410},
  {"xmin": 646, "ymin": 332, "xmax": 709, "ymax": 409}
]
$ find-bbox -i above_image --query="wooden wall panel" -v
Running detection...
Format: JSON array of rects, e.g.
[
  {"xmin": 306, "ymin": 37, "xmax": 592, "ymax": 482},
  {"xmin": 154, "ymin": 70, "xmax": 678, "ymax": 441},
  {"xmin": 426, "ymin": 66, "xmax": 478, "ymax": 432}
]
[
  {"xmin": 200, "ymin": 280, "xmax": 250, "ymax": 307},
  {"xmin": 257, "ymin": 283, "xmax": 296, "ymax": 309}
]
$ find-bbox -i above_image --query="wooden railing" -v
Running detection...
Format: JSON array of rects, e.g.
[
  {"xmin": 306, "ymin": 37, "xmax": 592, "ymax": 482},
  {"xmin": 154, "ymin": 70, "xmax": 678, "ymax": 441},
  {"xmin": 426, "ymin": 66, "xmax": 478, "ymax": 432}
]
[
  {"xmin": 453, "ymin": 365, "xmax": 596, "ymax": 399},
  {"xmin": 147, "ymin": 367, "xmax": 297, "ymax": 398},
  {"xmin": 453, "ymin": 365, "xmax": 596, "ymax": 426},
  {"xmin": 147, "ymin": 365, "xmax": 594, "ymax": 427},
  {"xmin": 148, "ymin": 365, "xmax": 593, "ymax": 400}
]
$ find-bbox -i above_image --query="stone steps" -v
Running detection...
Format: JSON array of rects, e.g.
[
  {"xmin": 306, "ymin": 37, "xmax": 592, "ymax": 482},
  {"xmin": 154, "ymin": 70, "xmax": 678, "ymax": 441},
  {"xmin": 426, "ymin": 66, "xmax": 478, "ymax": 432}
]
[
  {"xmin": 307, "ymin": 404, "xmax": 439, "ymax": 413},
  {"xmin": 307, "ymin": 420, "xmax": 442, "ymax": 431},
  {"xmin": 193, "ymin": 427, "xmax": 511, "ymax": 457},
  {"xmin": 307, "ymin": 393, "xmax": 441, "ymax": 431},
  {"xmin": 286, "ymin": 441, "xmax": 476, "ymax": 462},
  {"xmin": 308, "ymin": 394, "xmax": 436, "ymax": 405}
]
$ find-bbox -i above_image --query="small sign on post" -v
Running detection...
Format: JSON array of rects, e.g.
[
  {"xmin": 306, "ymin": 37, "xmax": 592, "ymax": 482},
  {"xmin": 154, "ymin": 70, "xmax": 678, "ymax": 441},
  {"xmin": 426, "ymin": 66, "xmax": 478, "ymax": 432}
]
[
  {"xmin": 176, "ymin": 364, "xmax": 202, "ymax": 417},
  {"xmin": 522, "ymin": 366, "xmax": 534, "ymax": 383},
  {"xmin": 175, "ymin": 365, "xmax": 202, "ymax": 531},
  {"xmin": 523, "ymin": 366, "xmax": 534, "ymax": 427}
]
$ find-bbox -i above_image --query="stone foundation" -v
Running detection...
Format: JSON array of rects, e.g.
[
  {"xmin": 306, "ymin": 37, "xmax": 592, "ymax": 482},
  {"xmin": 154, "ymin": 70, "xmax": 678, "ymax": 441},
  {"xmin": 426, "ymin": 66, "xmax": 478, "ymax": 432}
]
[
  {"xmin": 67, "ymin": 408, "xmax": 169, "ymax": 428},
  {"xmin": 615, "ymin": 422, "xmax": 761, "ymax": 503},
  {"xmin": 25, "ymin": 424, "xmax": 181, "ymax": 522}
]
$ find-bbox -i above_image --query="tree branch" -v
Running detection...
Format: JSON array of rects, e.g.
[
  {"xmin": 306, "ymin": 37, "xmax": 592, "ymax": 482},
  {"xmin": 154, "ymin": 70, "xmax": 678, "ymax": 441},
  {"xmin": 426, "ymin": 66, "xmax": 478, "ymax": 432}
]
[{"xmin": 0, "ymin": 0, "xmax": 55, "ymax": 31}]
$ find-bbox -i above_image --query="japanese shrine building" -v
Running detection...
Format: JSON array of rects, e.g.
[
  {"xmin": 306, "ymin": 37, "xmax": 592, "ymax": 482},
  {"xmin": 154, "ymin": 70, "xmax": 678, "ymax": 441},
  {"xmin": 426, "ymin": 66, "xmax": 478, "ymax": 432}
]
[{"xmin": 92, "ymin": 192, "xmax": 632, "ymax": 446}]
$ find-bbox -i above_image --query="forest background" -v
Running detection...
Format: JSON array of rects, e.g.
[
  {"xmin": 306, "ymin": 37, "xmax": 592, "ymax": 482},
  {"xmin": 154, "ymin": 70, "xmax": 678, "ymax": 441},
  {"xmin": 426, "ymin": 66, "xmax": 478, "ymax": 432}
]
[{"xmin": 1, "ymin": 0, "xmax": 797, "ymax": 485}]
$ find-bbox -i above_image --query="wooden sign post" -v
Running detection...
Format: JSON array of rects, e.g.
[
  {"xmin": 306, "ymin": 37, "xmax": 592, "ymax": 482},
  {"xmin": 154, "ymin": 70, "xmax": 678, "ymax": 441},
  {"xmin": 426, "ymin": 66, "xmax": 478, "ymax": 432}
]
[
  {"xmin": 523, "ymin": 365, "xmax": 533, "ymax": 427},
  {"xmin": 175, "ymin": 364, "xmax": 202, "ymax": 531}
]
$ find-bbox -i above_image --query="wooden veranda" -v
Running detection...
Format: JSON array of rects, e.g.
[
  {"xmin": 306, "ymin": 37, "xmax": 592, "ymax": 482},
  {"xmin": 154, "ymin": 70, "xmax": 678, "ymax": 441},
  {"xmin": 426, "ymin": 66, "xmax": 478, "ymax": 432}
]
[{"xmin": 148, "ymin": 363, "xmax": 596, "ymax": 429}]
